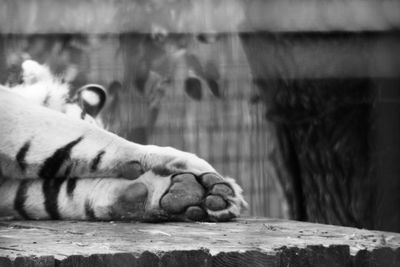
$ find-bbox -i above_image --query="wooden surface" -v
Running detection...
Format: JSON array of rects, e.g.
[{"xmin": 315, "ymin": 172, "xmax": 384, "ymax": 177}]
[
  {"xmin": 0, "ymin": 0, "xmax": 400, "ymax": 34},
  {"xmin": 0, "ymin": 218, "xmax": 399, "ymax": 266}
]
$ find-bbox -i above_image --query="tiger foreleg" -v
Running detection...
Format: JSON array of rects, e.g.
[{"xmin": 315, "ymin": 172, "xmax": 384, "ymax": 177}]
[{"xmin": 0, "ymin": 171, "xmax": 246, "ymax": 221}]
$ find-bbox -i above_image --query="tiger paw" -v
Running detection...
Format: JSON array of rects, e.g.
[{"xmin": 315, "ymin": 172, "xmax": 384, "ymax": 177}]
[
  {"xmin": 133, "ymin": 172, "xmax": 247, "ymax": 222},
  {"xmin": 83, "ymin": 172, "xmax": 247, "ymax": 222},
  {"xmin": 159, "ymin": 173, "xmax": 245, "ymax": 221}
]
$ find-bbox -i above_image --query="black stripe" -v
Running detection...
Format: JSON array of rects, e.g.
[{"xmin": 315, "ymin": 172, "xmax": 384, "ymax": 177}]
[
  {"xmin": 38, "ymin": 136, "xmax": 83, "ymax": 180},
  {"xmin": 16, "ymin": 141, "xmax": 31, "ymax": 172},
  {"xmin": 91, "ymin": 150, "xmax": 105, "ymax": 172},
  {"xmin": 14, "ymin": 180, "xmax": 32, "ymax": 219},
  {"xmin": 85, "ymin": 200, "xmax": 96, "ymax": 220},
  {"xmin": 66, "ymin": 177, "xmax": 78, "ymax": 197},
  {"xmin": 42, "ymin": 178, "xmax": 66, "ymax": 219},
  {"xmin": 64, "ymin": 163, "xmax": 73, "ymax": 178}
]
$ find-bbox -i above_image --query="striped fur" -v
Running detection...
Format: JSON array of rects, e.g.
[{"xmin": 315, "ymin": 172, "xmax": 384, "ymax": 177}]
[{"xmin": 0, "ymin": 61, "xmax": 247, "ymax": 221}]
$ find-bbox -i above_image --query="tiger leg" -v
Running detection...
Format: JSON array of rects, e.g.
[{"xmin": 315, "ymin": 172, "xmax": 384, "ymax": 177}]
[
  {"xmin": 0, "ymin": 171, "xmax": 246, "ymax": 221},
  {"xmin": 0, "ymin": 178, "xmax": 147, "ymax": 220}
]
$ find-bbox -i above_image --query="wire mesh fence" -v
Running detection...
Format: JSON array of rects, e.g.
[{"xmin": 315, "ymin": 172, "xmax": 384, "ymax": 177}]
[{"xmin": 0, "ymin": 34, "xmax": 287, "ymax": 219}]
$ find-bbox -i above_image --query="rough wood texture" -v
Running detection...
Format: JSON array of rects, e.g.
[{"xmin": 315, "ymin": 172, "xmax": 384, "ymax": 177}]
[
  {"xmin": 0, "ymin": 218, "xmax": 399, "ymax": 266},
  {"xmin": 0, "ymin": 0, "xmax": 399, "ymax": 34}
]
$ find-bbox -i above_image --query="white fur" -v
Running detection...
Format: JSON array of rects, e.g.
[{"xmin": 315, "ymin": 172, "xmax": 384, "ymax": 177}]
[
  {"xmin": 0, "ymin": 60, "xmax": 247, "ymax": 221},
  {"xmin": 11, "ymin": 60, "xmax": 69, "ymax": 112}
]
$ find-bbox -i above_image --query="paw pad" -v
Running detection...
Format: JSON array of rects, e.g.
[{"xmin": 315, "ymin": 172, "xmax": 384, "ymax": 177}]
[
  {"xmin": 159, "ymin": 173, "xmax": 240, "ymax": 221},
  {"xmin": 210, "ymin": 184, "xmax": 234, "ymax": 196},
  {"xmin": 111, "ymin": 182, "xmax": 148, "ymax": 219},
  {"xmin": 199, "ymin": 173, "xmax": 224, "ymax": 189},
  {"xmin": 185, "ymin": 206, "xmax": 206, "ymax": 221},
  {"xmin": 160, "ymin": 173, "xmax": 204, "ymax": 214},
  {"xmin": 119, "ymin": 161, "xmax": 144, "ymax": 180},
  {"xmin": 205, "ymin": 195, "xmax": 227, "ymax": 211}
]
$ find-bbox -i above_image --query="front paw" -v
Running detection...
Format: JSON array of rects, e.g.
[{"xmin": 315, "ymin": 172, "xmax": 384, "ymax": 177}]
[
  {"xmin": 96, "ymin": 146, "xmax": 248, "ymax": 221},
  {"xmin": 84, "ymin": 172, "xmax": 247, "ymax": 222},
  {"xmin": 119, "ymin": 171, "xmax": 247, "ymax": 222},
  {"xmin": 158, "ymin": 172, "xmax": 247, "ymax": 221}
]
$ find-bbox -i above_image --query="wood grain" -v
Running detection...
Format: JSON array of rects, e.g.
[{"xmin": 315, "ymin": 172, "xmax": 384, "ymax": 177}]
[{"xmin": 0, "ymin": 218, "xmax": 399, "ymax": 266}]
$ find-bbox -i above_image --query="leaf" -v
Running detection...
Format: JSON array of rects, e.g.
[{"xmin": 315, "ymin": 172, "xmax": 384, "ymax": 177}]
[
  {"xmin": 207, "ymin": 79, "xmax": 221, "ymax": 98},
  {"xmin": 185, "ymin": 77, "xmax": 202, "ymax": 101}
]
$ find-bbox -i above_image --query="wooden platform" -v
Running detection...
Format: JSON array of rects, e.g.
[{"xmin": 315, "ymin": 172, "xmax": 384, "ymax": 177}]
[{"xmin": 0, "ymin": 218, "xmax": 399, "ymax": 266}]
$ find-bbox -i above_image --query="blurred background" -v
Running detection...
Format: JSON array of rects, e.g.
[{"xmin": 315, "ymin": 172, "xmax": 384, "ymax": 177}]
[{"xmin": 1, "ymin": 0, "xmax": 399, "ymax": 232}]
